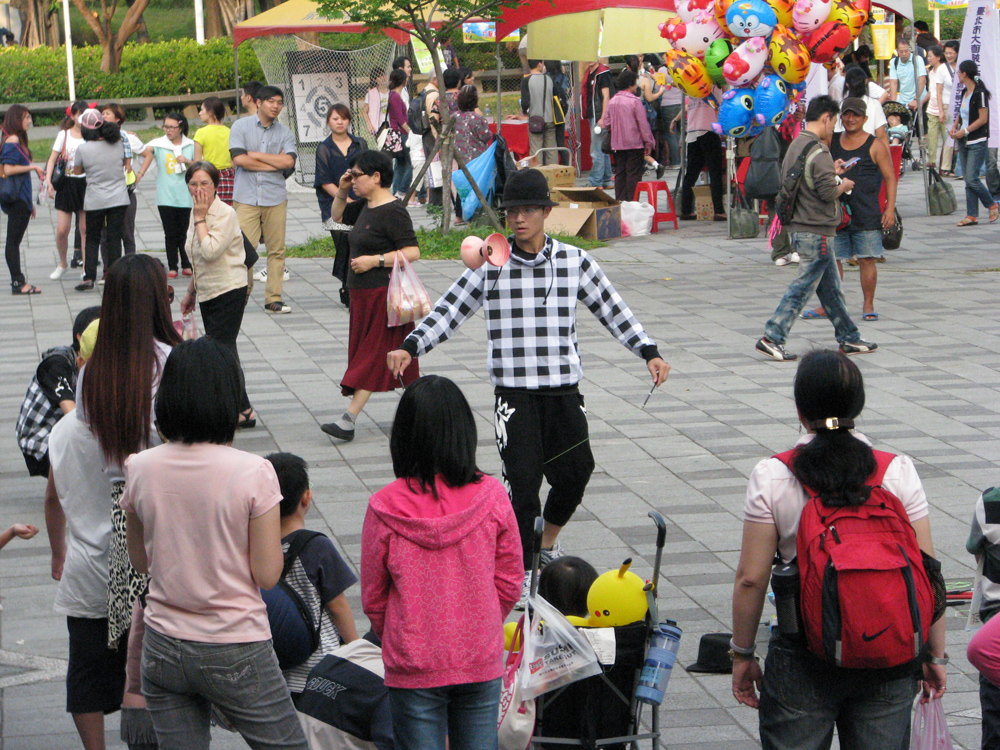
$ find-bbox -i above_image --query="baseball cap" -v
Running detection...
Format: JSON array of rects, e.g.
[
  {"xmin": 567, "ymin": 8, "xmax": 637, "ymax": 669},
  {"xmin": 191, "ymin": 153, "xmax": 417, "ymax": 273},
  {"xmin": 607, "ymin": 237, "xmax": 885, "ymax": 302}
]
[
  {"xmin": 79, "ymin": 108, "xmax": 104, "ymax": 130},
  {"xmin": 841, "ymin": 98, "xmax": 867, "ymax": 116}
]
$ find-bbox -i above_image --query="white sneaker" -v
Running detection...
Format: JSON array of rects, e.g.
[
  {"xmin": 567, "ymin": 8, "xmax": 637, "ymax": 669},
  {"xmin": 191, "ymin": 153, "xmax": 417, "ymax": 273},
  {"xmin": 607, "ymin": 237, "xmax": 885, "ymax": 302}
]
[
  {"xmin": 540, "ymin": 541, "xmax": 566, "ymax": 568},
  {"xmin": 514, "ymin": 571, "xmax": 532, "ymax": 611},
  {"xmin": 789, "ymin": 252, "xmax": 801, "ymax": 263},
  {"xmin": 774, "ymin": 256, "xmax": 791, "ymax": 266},
  {"xmin": 49, "ymin": 265, "xmax": 67, "ymax": 280},
  {"xmin": 253, "ymin": 268, "xmax": 290, "ymax": 282}
]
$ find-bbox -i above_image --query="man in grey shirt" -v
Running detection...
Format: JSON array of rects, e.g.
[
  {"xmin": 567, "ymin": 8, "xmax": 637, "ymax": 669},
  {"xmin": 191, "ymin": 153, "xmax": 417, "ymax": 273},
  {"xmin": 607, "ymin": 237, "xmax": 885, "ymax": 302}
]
[
  {"xmin": 229, "ymin": 85, "xmax": 297, "ymax": 314},
  {"xmin": 521, "ymin": 59, "xmax": 557, "ymax": 165}
]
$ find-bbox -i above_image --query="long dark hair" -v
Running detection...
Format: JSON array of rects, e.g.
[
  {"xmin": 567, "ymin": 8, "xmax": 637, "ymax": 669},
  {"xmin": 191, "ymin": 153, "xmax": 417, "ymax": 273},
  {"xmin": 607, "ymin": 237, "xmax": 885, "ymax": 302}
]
[
  {"xmin": 390, "ymin": 375, "xmax": 483, "ymax": 497},
  {"xmin": 790, "ymin": 350, "xmax": 876, "ymax": 507},
  {"xmin": 844, "ymin": 65, "xmax": 868, "ymax": 100},
  {"xmin": 2, "ymin": 104, "xmax": 31, "ymax": 159},
  {"xmin": 82, "ymin": 254, "xmax": 182, "ymax": 466},
  {"xmin": 960, "ymin": 60, "xmax": 992, "ymax": 101},
  {"xmin": 60, "ymin": 100, "xmax": 88, "ymax": 131}
]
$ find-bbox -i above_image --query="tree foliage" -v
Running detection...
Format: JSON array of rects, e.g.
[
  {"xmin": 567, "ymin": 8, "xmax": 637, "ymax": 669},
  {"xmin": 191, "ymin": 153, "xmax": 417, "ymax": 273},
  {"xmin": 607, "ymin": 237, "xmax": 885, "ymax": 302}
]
[{"xmin": 69, "ymin": 0, "xmax": 151, "ymax": 72}]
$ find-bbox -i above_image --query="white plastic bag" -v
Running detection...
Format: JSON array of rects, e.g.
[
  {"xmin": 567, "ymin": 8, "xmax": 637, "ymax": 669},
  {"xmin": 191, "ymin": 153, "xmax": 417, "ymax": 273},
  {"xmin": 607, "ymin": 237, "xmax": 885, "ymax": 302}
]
[
  {"xmin": 498, "ymin": 616, "xmax": 535, "ymax": 750},
  {"xmin": 518, "ymin": 594, "xmax": 601, "ymax": 700},
  {"xmin": 386, "ymin": 252, "xmax": 432, "ymax": 327},
  {"xmin": 181, "ymin": 312, "xmax": 199, "ymax": 341},
  {"xmin": 910, "ymin": 697, "xmax": 954, "ymax": 750},
  {"xmin": 620, "ymin": 201, "xmax": 655, "ymax": 237}
]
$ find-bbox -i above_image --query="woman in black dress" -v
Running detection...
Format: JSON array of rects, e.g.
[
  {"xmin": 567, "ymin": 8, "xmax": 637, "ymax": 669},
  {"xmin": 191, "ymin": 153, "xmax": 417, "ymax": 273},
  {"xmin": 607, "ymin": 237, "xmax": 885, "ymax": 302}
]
[{"xmin": 321, "ymin": 150, "xmax": 420, "ymax": 442}]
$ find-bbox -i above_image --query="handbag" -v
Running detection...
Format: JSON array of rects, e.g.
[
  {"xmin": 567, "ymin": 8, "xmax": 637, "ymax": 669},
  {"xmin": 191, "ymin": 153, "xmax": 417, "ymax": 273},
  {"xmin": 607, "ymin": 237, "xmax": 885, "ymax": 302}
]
[
  {"xmin": 51, "ymin": 133, "xmax": 68, "ymax": 191},
  {"xmin": 498, "ymin": 617, "xmax": 535, "ymax": 750},
  {"xmin": 528, "ymin": 76, "xmax": 550, "ymax": 134},
  {"xmin": 601, "ymin": 123, "xmax": 614, "ymax": 155},
  {"xmin": 519, "ymin": 594, "xmax": 601, "ymax": 700},
  {"xmin": 386, "ymin": 251, "xmax": 432, "ymax": 327},
  {"xmin": 882, "ymin": 208, "xmax": 903, "ymax": 250},
  {"xmin": 729, "ymin": 184, "xmax": 760, "ymax": 239},
  {"xmin": 927, "ymin": 165, "xmax": 957, "ymax": 215},
  {"xmin": 0, "ymin": 173, "xmax": 22, "ymax": 204},
  {"xmin": 381, "ymin": 127, "xmax": 405, "ymax": 155}
]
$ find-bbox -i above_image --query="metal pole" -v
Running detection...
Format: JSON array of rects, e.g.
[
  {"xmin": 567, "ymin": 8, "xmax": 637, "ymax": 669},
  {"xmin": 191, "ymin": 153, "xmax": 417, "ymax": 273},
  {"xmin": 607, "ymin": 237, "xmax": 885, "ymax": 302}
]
[
  {"xmin": 194, "ymin": 0, "xmax": 205, "ymax": 44},
  {"xmin": 934, "ymin": 8, "xmax": 941, "ymax": 40},
  {"xmin": 726, "ymin": 135, "xmax": 734, "ymax": 239},
  {"xmin": 234, "ymin": 46, "xmax": 241, "ymax": 116},
  {"xmin": 495, "ymin": 37, "xmax": 502, "ymax": 126},
  {"xmin": 62, "ymin": 0, "xmax": 75, "ymax": 101}
]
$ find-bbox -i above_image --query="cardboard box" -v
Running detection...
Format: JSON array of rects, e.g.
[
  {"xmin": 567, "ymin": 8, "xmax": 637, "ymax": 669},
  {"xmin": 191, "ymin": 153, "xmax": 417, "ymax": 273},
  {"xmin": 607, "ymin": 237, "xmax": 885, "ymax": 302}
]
[
  {"xmin": 536, "ymin": 164, "xmax": 575, "ymax": 189},
  {"xmin": 546, "ymin": 187, "xmax": 622, "ymax": 241},
  {"xmin": 693, "ymin": 185, "xmax": 714, "ymax": 221}
]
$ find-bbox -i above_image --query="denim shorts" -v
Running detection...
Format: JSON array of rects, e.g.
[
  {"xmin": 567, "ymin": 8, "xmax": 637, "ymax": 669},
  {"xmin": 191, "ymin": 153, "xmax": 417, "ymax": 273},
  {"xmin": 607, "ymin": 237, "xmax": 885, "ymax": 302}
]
[{"xmin": 834, "ymin": 229, "xmax": 883, "ymax": 260}]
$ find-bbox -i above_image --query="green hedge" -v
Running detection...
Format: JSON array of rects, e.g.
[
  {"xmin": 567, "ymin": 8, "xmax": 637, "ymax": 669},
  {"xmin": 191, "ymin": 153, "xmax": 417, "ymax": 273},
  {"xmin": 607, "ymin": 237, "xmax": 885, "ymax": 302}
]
[{"xmin": 0, "ymin": 38, "xmax": 263, "ymax": 103}]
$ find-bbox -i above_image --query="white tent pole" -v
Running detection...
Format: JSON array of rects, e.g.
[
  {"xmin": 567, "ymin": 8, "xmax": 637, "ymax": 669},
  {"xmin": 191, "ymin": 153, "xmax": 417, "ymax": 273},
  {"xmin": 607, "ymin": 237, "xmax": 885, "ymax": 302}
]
[
  {"xmin": 195, "ymin": 0, "xmax": 205, "ymax": 44},
  {"xmin": 62, "ymin": 0, "xmax": 75, "ymax": 101},
  {"xmin": 934, "ymin": 8, "xmax": 940, "ymax": 39}
]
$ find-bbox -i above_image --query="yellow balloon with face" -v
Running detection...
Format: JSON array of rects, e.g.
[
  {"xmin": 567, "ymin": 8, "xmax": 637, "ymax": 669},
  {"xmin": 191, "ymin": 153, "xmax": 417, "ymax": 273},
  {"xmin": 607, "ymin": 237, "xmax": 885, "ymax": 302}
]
[{"xmin": 585, "ymin": 558, "xmax": 649, "ymax": 627}]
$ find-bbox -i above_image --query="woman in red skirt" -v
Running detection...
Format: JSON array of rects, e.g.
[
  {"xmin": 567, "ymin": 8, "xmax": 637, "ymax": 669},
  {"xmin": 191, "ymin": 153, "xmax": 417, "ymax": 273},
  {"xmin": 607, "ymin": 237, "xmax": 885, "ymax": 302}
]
[{"xmin": 321, "ymin": 150, "xmax": 420, "ymax": 442}]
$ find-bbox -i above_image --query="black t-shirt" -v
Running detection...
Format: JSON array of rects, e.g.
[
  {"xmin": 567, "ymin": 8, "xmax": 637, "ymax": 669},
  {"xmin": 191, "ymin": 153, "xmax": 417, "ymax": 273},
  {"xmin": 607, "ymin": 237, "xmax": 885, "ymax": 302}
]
[
  {"xmin": 37, "ymin": 348, "xmax": 76, "ymax": 406},
  {"xmin": 343, "ymin": 199, "xmax": 418, "ymax": 290},
  {"xmin": 584, "ymin": 68, "xmax": 614, "ymax": 121}
]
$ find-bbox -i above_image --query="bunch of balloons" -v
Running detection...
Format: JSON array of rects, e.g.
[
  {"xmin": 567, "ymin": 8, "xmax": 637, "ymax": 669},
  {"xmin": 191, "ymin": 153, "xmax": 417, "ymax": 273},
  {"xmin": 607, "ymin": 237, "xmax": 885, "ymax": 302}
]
[{"xmin": 659, "ymin": 0, "xmax": 870, "ymax": 137}]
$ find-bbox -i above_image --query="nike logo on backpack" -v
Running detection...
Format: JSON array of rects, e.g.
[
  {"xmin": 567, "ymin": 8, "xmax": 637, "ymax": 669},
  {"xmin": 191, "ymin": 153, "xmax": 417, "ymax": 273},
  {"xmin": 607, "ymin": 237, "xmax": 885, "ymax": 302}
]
[{"xmin": 861, "ymin": 626, "xmax": 890, "ymax": 642}]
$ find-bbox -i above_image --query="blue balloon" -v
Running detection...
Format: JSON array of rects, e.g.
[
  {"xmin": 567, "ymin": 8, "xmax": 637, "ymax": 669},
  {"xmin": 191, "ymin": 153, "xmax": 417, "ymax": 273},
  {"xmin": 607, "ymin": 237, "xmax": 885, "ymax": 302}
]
[
  {"xmin": 754, "ymin": 74, "xmax": 791, "ymax": 126},
  {"xmin": 712, "ymin": 87, "xmax": 759, "ymax": 138},
  {"xmin": 726, "ymin": 0, "xmax": 778, "ymax": 37}
]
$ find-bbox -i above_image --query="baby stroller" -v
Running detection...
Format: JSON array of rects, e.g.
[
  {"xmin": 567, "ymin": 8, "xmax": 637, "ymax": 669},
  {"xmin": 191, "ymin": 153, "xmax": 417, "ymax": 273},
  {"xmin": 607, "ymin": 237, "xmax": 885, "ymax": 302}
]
[
  {"xmin": 882, "ymin": 100, "xmax": 916, "ymax": 176},
  {"xmin": 525, "ymin": 513, "xmax": 671, "ymax": 750}
]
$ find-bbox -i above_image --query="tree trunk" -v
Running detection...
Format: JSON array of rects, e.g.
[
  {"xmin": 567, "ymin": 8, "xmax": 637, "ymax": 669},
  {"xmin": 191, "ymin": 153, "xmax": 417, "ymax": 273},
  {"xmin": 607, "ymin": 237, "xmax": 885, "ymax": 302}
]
[
  {"xmin": 125, "ymin": 0, "xmax": 149, "ymax": 43},
  {"xmin": 12, "ymin": 0, "xmax": 57, "ymax": 48},
  {"xmin": 425, "ymin": 38, "xmax": 454, "ymax": 232}
]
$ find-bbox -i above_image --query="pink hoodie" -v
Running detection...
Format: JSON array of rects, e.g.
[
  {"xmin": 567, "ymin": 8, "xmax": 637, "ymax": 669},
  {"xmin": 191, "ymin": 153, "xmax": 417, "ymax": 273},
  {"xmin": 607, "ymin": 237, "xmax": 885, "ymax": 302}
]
[{"xmin": 361, "ymin": 475, "xmax": 523, "ymax": 689}]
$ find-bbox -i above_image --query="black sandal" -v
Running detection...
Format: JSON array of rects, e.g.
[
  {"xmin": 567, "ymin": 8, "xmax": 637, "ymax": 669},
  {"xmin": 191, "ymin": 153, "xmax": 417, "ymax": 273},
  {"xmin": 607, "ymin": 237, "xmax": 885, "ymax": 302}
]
[
  {"xmin": 237, "ymin": 408, "xmax": 257, "ymax": 429},
  {"xmin": 11, "ymin": 284, "xmax": 41, "ymax": 295}
]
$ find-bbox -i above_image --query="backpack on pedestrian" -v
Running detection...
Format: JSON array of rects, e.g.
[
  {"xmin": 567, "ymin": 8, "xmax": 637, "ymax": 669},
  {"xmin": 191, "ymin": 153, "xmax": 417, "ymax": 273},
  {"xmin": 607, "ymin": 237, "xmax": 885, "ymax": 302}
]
[
  {"xmin": 774, "ymin": 449, "xmax": 942, "ymax": 670},
  {"xmin": 407, "ymin": 88, "xmax": 430, "ymax": 136},
  {"xmin": 260, "ymin": 530, "xmax": 325, "ymax": 669},
  {"xmin": 772, "ymin": 140, "xmax": 823, "ymax": 226},
  {"xmin": 744, "ymin": 128, "xmax": 785, "ymax": 200}
]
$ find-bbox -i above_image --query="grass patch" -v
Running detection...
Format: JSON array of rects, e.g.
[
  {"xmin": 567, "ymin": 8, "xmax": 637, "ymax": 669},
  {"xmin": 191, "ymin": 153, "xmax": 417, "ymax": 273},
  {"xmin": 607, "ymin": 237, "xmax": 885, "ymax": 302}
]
[{"xmin": 288, "ymin": 227, "xmax": 607, "ymax": 260}]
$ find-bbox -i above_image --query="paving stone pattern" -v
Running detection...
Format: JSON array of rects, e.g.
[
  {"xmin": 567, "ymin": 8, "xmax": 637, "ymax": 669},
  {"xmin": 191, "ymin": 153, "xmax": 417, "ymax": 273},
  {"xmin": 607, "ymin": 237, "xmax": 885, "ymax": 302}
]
[{"xmin": 0, "ymin": 167, "xmax": 996, "ymax": 748}]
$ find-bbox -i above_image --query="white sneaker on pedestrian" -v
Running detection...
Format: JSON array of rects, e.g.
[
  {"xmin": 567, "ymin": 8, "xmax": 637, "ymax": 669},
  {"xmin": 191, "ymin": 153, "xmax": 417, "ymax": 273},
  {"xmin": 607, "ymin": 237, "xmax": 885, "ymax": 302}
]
[
  {"xmin": 789, "ymin": 252, "xmax": 801, "ymax": 263},
  {"xmin": 49, "ymin": 265, "xmax": 67, "ymax": 280},
  {"xmin": 774, "ymin": 256, "xmax": 791, "ymax": 266},
  {"xmin": 514, "ymin": 571, "xmax": 532, "ymax": 611},
  {"xmin": 253, "ymin": 268, "xmax": 290, "ymax": 282},
  {"xmin": 539, "ymin": 541, "xmax": 566, "ymax": 568}
]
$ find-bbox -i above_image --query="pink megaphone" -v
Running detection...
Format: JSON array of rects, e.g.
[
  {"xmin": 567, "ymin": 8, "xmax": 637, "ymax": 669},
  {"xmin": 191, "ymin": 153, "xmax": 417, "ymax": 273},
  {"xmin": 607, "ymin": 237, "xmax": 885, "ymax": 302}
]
[{"xmin": 460, "ymin": 233, "xmax": 510, "ymax": 270}]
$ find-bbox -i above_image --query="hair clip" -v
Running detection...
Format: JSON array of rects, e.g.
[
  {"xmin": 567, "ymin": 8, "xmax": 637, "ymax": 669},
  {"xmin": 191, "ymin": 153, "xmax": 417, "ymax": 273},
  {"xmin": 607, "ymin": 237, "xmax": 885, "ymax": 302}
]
[{"xmin": 811, "ymin": 417, "xmax": 854, "ymax": 431}]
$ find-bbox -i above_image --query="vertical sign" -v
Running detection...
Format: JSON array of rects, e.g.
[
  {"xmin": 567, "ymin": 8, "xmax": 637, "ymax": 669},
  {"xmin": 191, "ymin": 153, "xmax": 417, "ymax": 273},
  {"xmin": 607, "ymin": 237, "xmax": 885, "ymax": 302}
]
[{"xmin": 956, "ymin": 0, "xmax": 1000, "ymax": 147}]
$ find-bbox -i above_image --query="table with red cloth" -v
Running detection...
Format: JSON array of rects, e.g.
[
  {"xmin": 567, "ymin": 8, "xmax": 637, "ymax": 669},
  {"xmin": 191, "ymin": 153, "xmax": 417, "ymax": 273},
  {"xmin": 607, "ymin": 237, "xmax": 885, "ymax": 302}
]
[{"xmin": 488, "ymin": 119, "xmax": 530, "ymax": 161}]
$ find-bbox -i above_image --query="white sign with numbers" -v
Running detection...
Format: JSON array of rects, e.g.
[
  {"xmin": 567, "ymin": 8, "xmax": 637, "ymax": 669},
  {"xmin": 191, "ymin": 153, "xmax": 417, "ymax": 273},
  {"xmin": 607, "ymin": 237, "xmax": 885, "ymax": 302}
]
[{"xmin": 290, "ymin": 72, "xmax": 349, "ymax": 143}]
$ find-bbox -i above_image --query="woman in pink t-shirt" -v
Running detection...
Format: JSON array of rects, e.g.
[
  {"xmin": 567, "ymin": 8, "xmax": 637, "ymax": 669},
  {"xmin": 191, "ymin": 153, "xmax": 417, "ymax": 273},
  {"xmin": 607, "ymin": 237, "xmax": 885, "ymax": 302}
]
[
  {"xmin": 123, "ymin": 338, "xmax": 307, "ymax": 750},
  {"xmin": 361, "ymin": 375, "xmax": 523, "ymax": 750}
]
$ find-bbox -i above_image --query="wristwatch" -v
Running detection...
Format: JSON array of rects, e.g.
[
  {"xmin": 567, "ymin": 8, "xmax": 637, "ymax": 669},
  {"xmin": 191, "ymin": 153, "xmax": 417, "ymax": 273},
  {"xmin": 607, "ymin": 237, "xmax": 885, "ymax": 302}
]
[
  {"xmin": 925, "ymin": 652, "xmax": 949, "ymax": 666},
  {"xmin": 379, "ymin": 254, "xmax": 385, "ymax": 268}
]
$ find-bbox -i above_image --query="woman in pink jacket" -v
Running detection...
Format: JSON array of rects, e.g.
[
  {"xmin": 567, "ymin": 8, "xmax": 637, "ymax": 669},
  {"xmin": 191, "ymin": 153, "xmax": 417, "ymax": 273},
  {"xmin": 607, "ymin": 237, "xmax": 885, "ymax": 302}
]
[{"xmin": 361, "ymin": 374, "xmax": 522, "ymax": 750}]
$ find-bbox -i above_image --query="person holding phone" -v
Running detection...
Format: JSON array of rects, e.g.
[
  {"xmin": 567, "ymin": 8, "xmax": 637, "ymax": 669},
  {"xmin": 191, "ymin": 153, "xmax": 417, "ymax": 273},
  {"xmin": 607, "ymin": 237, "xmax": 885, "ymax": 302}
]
[{"xmin": 802, "ymin": 98, "xmax": 897, "ymax": 324}]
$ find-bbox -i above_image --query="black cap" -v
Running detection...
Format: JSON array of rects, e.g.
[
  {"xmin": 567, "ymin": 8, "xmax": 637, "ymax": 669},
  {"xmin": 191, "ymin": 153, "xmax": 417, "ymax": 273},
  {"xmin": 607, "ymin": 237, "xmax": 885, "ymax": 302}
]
[{"xmin": 499, "ymin": 168, "xmax": 560, "ymax": 209}]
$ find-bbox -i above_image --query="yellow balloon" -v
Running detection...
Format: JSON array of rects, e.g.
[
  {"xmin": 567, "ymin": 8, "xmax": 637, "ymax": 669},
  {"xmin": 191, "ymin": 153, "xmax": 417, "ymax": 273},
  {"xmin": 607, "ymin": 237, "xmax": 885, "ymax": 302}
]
[
  {"xmin": 827, "ymin": 0, "xmax": 867, "ymax": 40},
  {"xmin": 504, "ymin": 620, "xmax": 522, "ymax": 651},
  {"xmin": 664, "ymin": 49, "xmax": 715, "ymax": 99},
  {"xmin": 769, "ymin": 0, "xmax": 796, "ymax": 27},
  {"xmin": 585, "ymin": 558, "xmax": 649, "ymax": 628}
]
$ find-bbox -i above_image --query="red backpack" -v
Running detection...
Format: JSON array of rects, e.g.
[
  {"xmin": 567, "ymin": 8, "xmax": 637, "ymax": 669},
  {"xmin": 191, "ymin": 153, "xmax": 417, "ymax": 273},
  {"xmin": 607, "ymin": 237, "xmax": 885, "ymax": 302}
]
[{"xmin": 775, "ymin": 448, "xmax": 934, "ymax": 669}]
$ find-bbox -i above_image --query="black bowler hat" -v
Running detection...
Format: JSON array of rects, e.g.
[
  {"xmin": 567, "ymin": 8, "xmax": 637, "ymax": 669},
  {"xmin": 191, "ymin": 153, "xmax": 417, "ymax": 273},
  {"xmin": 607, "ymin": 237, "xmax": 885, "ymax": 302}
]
[
  {"xmin": 499, "ymin": 168, "xmax": 560, "ymax": 209},
  {"xmin": 685, "ymin": 633, "xmax": 734, "ymax": 674}
]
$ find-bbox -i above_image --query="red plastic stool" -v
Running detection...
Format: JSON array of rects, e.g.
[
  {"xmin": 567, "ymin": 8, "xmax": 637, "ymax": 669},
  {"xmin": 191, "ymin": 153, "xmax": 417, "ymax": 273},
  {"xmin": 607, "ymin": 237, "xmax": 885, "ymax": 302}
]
[{"xmin": 633, "ymin": 181, "xmax": 678, "ymax": 232}]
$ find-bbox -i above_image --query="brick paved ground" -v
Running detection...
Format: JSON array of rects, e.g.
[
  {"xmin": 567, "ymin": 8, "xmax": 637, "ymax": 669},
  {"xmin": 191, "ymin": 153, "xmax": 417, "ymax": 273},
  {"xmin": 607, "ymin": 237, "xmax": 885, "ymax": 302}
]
[{"xmin": 0, "ymin": 166, "xmax": 996, "ymax": 748}]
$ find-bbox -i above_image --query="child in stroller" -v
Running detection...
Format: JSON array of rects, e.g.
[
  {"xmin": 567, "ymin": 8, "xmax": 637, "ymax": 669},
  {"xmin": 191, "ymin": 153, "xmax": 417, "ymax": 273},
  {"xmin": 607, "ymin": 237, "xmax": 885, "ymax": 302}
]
[{"xmin": 883, "ymin": 100, "xmax": 916, "ymax": 173}]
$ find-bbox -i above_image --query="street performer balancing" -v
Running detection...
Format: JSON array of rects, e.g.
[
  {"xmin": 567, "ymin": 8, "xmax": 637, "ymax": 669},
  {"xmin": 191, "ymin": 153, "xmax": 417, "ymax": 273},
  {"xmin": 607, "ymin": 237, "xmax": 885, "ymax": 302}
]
[{"xmin": 387, "ymin": 168, "xmax": 670, "ymax": 607}]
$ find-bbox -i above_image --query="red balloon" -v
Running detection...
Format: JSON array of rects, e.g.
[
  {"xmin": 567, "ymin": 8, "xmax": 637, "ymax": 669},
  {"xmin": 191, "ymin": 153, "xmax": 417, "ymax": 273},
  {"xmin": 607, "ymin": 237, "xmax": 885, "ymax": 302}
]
[{"xmin": 805, "ymin": 19, "xmax": 852, "ymax": 63}]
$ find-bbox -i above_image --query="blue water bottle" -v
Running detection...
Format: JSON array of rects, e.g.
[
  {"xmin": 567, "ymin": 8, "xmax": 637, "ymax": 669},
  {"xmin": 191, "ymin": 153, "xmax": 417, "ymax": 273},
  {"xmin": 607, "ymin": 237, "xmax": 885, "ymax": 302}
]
[{"xmin": 635, "ymin": 621, "xmax": 682, "ymax": 706}]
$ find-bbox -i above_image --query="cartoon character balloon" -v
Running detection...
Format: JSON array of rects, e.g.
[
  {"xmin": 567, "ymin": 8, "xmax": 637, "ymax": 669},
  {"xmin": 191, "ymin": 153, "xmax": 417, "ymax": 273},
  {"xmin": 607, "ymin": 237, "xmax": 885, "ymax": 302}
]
[
  {"xmin": 723, "ymin": 36, "xmax": 769, "ymax": 87},
  {"xmin": 664, "ymin": 48, "xmax": 715, "ymax": 98},
  {"xmin": 676, "ymin": 0, "xmax": 717, "ymax": 22},
  {"xmin": 714, "ymin": 0, "xmax": 738, "ymax": 35},
  {"xmin": 792, "ymin": 0, "xmax": 832, "ymax": 35},
  {"xmin": 726, "ymin": 0, "xmax": 779, "ymax": 37},
  {"xmin": 827, "ymin": 0, "xmax": 867, "ymax": 40},
  {"xmin": 768, "ymin": 24, "xmax": 811, "ymax": 83},
  {"xmin": 768, "ymin": 0, "xmax": 796, "ymax": 27},
  {"xmin": 704, "ymin": 38, "xmax": 734, "ymax": 86},
  {"xmin": 585, "ymin": 559, "xmax": 648, "ymax": 628},
  {"xmin": 712, "ymin": 88, "xmax": 761, "ymax": 137},
  {"xmin": 806, "ymin": 19, "xmax": 852, "ymax": 62},
  {"xmin": 663, "ymin": 11, "xmax": 725, "ymax": 59},
  {"xmin": 754, "ymin": 74, "xmax": 791, "ymax": 125}
]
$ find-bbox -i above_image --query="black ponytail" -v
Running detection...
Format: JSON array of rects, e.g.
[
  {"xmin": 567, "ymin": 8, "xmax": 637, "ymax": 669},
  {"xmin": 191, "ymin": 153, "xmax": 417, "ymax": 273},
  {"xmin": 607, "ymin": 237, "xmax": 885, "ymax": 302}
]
[{"xmin": 790, "ymin": 350, "xmax": 876, "ymax": 507}]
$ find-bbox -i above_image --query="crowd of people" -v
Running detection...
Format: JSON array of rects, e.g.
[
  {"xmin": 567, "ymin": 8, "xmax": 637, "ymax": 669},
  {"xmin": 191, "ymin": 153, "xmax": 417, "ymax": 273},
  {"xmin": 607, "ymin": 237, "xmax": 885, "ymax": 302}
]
[{"xmin": 4, "ymin": 34, "xmax": 1000, "ymax": 750}]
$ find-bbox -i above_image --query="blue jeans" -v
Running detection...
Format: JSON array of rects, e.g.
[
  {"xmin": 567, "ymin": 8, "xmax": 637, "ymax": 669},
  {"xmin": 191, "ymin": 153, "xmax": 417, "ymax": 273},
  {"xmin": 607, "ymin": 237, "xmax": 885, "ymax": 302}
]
[
  {"xmin": 141, "ymin": 627, "xmax": 308, "ymax": 750},
  {"xmin": 588, "ymin": 118, "xmax": 612, "ymax": 187},
  {"xmin": 388, "ymin": 677, "xmax": 502, "ymax": 750},
  {"xmin": 958, "ymin": 140, "xmax": 996, "ymax": 217},
  {"xmin": 759, "ymin": 637, "xmax": 918, "ymax": 750},
  {"xmin": 764, "ymin": 232, "xmax": 860, "ymax": 346},
  {"xmin": 393, "ymin": 148, "xmax": 412, "ymax": 196}
]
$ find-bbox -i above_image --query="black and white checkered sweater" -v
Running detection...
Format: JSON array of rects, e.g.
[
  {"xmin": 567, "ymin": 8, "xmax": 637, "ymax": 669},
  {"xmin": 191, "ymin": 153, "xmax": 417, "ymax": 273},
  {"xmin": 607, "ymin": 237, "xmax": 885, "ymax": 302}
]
[{"xmin": 402, "ymin": 237, "xmax": 658, "ymax": 389}]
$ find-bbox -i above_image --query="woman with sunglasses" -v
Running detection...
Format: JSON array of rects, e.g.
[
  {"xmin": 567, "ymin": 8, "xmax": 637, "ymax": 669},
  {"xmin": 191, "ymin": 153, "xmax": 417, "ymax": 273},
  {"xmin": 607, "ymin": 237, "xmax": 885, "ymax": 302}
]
[
  {"xmin": 136, "ymin": 113, "xmax": 194, "ymax": 277},
  {"xmin": 320, "ymin": 150, "xmax": 420, "ymax": 443}
]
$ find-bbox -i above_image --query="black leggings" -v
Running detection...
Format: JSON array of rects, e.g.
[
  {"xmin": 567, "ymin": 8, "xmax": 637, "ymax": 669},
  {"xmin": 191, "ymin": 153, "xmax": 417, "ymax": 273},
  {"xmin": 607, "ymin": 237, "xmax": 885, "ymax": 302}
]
[
  {"xmin": 4, "ymin": 200, "xmax": 31, "ymax": 288},
  {"xmin": 680, "ymin": 131, "xmax": 725, "ymax": 216},
  {"xmin": 199, "ymin": 286, "xmax": 251, "ymax": 412},
  {"xmin": 157, "ymin": 205, "xmax": 191, "ymax": 271},
  {"xmin": 494, "ymin": 388, "xmax": 596, "ymax": 567},
  {"xmin": 84, "ymin": 205, "xmax": 127, "ymax": 282}
]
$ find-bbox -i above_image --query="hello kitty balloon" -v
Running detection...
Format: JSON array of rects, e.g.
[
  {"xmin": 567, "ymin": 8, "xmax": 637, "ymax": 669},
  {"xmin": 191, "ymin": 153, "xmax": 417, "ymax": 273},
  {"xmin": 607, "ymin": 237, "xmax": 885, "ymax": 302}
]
[
  {"xmin": 723, "ymin": 36, "xmax": 769, "ymax": 87},
  {"xmin": 792, "ymin": 0, "xmax": 832, "ymax": 35},
  {"xmin": 676, "ymin": 0, "xmax": 717, "ymax": 22},
  {"xmin": 663, "ymin": 11, "xmax": 725, "ymax": 59}
]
